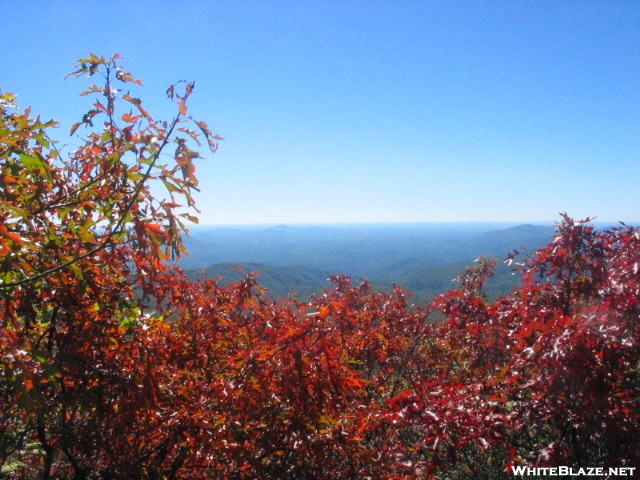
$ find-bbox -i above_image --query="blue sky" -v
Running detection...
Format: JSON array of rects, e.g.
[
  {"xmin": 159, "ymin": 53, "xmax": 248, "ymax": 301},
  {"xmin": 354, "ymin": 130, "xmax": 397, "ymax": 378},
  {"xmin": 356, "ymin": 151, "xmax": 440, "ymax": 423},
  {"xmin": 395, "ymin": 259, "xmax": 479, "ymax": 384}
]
[{"xmin": 3, "ymin": 1, "xmax": 640, "ymax": 225}]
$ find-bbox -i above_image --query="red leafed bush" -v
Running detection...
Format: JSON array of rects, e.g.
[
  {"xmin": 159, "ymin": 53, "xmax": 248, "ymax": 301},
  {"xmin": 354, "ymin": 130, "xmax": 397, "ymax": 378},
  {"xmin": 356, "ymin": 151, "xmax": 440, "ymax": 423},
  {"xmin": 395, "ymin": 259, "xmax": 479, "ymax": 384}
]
[{"xmin": 386, "ymin": 215, "xmax": 640, "ymax": 478}]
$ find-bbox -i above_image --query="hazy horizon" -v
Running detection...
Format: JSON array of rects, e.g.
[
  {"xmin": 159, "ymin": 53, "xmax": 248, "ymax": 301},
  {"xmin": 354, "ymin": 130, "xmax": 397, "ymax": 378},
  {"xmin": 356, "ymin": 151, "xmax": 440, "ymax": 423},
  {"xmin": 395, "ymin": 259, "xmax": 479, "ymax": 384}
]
[{"xmin": 188, "ymin": 218, "xmax": 631, "ymax": 229}]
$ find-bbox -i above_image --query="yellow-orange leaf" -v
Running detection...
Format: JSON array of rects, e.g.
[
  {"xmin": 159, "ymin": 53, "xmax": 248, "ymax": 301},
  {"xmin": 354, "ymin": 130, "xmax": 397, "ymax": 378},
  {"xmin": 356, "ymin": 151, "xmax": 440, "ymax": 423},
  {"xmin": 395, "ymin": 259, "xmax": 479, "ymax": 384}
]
[
  {"xmin": 144, "ymin": 223, "xmax": 170, "ymax": 240},
  {"xmin": 178, "ymin": 100, "xmax": 187, "ymax": 116}
]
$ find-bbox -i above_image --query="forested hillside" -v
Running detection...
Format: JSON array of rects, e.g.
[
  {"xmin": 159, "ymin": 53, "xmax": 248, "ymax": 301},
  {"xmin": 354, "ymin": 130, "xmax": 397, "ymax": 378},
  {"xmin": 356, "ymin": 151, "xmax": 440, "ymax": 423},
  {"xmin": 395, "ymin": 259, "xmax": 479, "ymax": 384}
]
[
  {"xmin": 183, "ymin": 223, "xmax": 555, "ymax": 302},
  {"xmin": 186, "ymin": 262, "xmax": 332, "ymax": 301}
]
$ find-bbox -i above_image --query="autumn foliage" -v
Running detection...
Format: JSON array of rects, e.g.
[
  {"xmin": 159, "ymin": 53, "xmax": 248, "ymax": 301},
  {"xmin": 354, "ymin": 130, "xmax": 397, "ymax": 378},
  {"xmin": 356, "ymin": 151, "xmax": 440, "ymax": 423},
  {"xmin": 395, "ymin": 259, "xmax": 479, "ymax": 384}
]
[{"xmin": 1, "ymin": 55, "xmax": 639, "ymax": 478}]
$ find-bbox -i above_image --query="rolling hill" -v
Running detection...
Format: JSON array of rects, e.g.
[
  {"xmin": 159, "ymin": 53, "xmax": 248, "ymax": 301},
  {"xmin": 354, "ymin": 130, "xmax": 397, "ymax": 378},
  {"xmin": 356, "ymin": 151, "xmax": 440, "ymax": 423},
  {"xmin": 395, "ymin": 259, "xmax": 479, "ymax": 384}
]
[{"xmin": 180, "ymin": 223, "xmax": 556, "ymax": 303}]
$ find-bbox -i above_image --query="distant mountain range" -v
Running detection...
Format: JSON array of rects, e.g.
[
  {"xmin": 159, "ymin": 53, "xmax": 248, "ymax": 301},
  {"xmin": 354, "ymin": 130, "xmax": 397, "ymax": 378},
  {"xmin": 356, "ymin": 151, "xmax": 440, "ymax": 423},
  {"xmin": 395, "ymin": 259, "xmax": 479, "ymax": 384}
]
[{"xmin": 180, "ymin": 223, "xmax": 557, "ymax": 303}]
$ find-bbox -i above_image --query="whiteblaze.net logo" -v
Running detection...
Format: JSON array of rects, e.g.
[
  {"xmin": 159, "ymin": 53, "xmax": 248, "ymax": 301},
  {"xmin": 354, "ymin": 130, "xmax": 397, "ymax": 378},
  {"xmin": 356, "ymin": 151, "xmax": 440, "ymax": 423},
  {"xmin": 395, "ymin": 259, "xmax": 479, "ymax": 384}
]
[{"xmin": 511, "ymin": 466, "xmax": 636, "ymax": 477}]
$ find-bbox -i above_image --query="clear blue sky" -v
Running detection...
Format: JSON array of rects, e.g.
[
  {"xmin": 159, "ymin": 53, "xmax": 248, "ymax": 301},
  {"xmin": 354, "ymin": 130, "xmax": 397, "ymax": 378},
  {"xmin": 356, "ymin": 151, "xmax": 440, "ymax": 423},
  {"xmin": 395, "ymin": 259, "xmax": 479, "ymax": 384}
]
[{"xmin": 3, "ymin": 1, "xmax": 640, "ymax": 225}]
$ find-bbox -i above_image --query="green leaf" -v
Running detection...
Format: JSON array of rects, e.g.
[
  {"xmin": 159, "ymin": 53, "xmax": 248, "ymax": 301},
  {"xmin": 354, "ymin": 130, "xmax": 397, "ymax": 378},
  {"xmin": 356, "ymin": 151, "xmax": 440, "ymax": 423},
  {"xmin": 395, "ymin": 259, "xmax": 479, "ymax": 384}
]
[
  {"xmin": 2, "ymin": 270, "xmax": 15, "ymax": 286},
  {"xmin": 1, "ymin": 461, "xmax": 27, "ymax": 474},
  {"xmin": 68, "ymin": 261, "xmax": 84, "ymax": 281},
  {"xmin": 19, "ymin": 152, "xmax": 49, "ymax": 172}
]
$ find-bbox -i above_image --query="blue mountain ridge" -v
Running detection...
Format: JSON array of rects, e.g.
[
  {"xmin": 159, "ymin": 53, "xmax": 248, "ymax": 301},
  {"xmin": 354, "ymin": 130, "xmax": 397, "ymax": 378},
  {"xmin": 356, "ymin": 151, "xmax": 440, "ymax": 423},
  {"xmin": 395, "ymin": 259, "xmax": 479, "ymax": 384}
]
[{"xmin": 179, "ymin": 223, "xmax": 556, "ymax": 302}]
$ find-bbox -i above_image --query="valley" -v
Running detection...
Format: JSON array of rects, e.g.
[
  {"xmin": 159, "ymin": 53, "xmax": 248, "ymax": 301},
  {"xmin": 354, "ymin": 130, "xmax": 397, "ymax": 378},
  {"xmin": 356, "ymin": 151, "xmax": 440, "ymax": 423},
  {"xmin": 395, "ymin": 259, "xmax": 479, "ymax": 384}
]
[{"xmin": 181, "ymin": 223, "xmax": 557, "ymax": 302}]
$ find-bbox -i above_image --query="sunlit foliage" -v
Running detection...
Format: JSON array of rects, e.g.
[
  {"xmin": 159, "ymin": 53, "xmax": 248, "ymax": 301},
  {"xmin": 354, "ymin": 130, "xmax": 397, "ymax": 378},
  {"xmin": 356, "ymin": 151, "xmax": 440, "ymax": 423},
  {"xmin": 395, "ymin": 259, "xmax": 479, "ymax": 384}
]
[{"xmin": 1, "ymin": 56, "xmax": 638, "ymax": 478}]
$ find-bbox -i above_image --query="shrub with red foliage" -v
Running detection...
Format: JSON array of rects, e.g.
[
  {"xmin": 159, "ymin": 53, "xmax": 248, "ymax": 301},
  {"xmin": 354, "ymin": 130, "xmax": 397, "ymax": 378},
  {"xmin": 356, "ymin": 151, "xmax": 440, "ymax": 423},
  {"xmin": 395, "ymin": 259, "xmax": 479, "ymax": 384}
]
[{"xmin": 387, "ymin": 215, "xmax": 640, "ymax": 478}]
